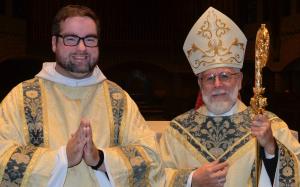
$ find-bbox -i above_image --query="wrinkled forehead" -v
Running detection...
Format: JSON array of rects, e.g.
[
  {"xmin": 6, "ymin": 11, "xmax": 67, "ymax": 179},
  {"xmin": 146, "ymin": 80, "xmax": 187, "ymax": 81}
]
[
  {"xmin": 60, "ymin": 16, "xmax": 97, "ymax": 36},
  {"xmin": 198, "ymin": 67, "xmax": 240, "ymax": 77}
]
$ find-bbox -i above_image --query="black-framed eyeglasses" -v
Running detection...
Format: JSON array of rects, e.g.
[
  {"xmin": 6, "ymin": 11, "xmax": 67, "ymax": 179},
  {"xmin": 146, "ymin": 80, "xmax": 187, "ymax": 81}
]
[
  {"xmin": 200, "ymin": 72, "xmax": 240, "ymax": 85},
  {"xmin": 56, "ymin": 34, "xmax": 99, "ymax": 47}
]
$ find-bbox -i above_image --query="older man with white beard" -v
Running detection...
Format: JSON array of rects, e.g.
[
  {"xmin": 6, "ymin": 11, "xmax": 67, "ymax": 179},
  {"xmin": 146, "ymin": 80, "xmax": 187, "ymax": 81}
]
[{"xmin": 159, "ymin": 7, "xmax": 300, "ymax": 187}]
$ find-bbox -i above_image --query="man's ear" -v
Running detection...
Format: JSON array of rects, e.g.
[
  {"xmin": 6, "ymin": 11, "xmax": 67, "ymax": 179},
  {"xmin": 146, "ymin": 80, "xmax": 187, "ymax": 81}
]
[
  {"xmin": 51, "ymin": 36, "xmax": 57, "ymax": 53},
  {"xmin": 238, "ymin": 72, "xmax": 243, "ymax": 90},
  {"xmin": 197, "ymin": 75, "xmax": 202, "ymax": 89}
]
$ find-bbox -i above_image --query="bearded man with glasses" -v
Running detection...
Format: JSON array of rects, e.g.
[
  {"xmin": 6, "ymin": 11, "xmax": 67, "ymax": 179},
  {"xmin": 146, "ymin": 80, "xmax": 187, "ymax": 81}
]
[
  {"xmin": 0, "ymin": 5, "xmax": 164, "ymax": 187},
  {"xmin": 159, "ymin": 7, "xmax": 300, "ymax": 187}
]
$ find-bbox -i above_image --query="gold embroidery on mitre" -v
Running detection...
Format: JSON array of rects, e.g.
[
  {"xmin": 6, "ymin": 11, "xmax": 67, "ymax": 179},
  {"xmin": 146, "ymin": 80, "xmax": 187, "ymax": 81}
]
[{"xmin": 184, "ymin": 7, "xmax": 246, "ymax": 74}]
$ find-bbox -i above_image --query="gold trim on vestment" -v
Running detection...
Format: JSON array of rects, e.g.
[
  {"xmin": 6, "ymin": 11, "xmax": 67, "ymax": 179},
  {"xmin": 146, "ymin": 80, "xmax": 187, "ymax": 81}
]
[
  {"xmin": 294, "ymin": 152, "xmax": 299, "ymax": 187},
  {"xmin": 169, "ymin": 171, "xmax": 177, "ymax": 187},
  {"xmin": 168, "ymin": 122, "xmax": 255, "ymax": 167},
  {"xmin": 119, "ymin": 145, "xmax": 152, "ymax": 187},
  {"xmin": 22, "ymin": 78, "xmax": 45, "ymax": 146},
  {"xmin": 105, "ymin": 81, "xmax": 126, "ymax": 145},
  {"xmin": 225, "ymin": 137, "xmax": 256, "ymax": 166},
  {"xmin": 175, "ymin": 120, "xmax": 215, "ymax": 159},
  {"xmin": 21, "ymin": 147, "xmax": 47, "ymax": 187},
  {"xmin": 169, "ymin": 168, "xmax": 192, "ymax": 187},
  {"xmin": 136, "ymin": 146, "xmax": 151, "ymax": 187},
  {"xmin": 0, "ymin": 145, "xmax": 18, "ymax": 182},
  {"xmin": 39, "ymin": 79, "xmax": 49, "ymax": 147},
  {"xmin": 118, "ymin": 92, "xmax": 126, "ymax": 145},
  {"xmin": 292, "ymin": 150, "xmax": 299, "ymax": 187},
  {"xmin": 1, "ymin": 146, "xmax": 37, "ymax": 186},
  {"xmin": 269, "ymin": 115, "xmax": 299, "ymax": 185},
  {"xmin": 167, "ymin": 123, "xmax": 211, "ymax": 164},
  {"xmin": 219, "ymin": 132, "xmax": 252, "ymax": 160},
  {"xmin": 103, "ymin": 81, "xmax": 115, "ymax": 146},
  {"xmin": 19, "ymin": 81, "xmax": 29, "ymax": 145},
  {"xmin": 116, "ymin": 147, "xmax": 133, "ymax": 186},
  {"xmin": 268, "ymin": 116, "xmax": 278, "ymax": 122},
  {"xmin": 276, "ymin": 139, "xmax": 299, "ymax": 186}
]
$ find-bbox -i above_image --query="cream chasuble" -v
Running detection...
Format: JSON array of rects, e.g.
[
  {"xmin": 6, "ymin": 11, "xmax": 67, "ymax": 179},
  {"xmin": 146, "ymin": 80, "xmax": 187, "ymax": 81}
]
[
  {"xmin": 0, "ymin": 63, "xmax": 164, "ymax": 187},
  {"xmin": 160, "ymin": 103, "xmax": 300, "ymax": 187}
]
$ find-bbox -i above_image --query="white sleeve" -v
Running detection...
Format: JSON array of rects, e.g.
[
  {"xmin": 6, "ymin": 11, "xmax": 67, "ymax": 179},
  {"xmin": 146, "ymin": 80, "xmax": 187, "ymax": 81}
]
[
  {"xmin": 258, "ymin": 162, "xmax": 272, "ymax": 187},
  {"xmin": 48, "ymin": 147, "xmax": 113, "ymax": 187},
  {"xmin": 94, "ymin": 170, "xmax": 112, "ymax": 187},
  {"xmin": 186, "ymin": 171, "xmax": 195, "ymax": 187},
  {"xmin": 96, "ymin": 150, "xmax": 115, "ymax": 187},
  {"xmin": 47, "ymin": 146, "xmax": 68, "ymax": 187}
]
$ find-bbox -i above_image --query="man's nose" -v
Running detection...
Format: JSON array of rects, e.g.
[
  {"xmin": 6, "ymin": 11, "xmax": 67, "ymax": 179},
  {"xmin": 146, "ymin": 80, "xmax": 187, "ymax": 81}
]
[
  {"xmin": 77, "ymin": 39, "xmax": 86, "ymax": 51},
  {"xmin": 213, "ymin": 76, "xmax": 223, "ymax": 87}
]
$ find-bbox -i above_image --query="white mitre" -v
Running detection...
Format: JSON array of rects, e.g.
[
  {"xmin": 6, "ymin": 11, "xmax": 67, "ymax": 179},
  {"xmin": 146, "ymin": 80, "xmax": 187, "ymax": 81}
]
[{"xmin": 183, "ymin": 7, "xmax": 247, "ymax": 74}]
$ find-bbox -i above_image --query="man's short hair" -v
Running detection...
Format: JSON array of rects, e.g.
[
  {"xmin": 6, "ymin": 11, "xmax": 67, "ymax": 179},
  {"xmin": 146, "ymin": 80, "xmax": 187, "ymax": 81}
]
[{"xmin": 51, "ymin": 5, "xmax": 100, "ymax": 36}]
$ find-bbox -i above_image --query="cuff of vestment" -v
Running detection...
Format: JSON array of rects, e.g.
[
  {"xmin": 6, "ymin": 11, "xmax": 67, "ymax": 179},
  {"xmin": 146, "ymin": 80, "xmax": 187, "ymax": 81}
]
[{"xmin": 187, "ymin": 170, "xmax": 195, "ymax": 187}]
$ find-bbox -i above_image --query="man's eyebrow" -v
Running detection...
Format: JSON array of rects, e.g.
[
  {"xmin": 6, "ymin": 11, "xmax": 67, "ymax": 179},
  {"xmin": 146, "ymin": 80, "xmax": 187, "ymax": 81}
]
[
  {"xmin": 60, "ymin": 33, "xmax": 98, "ymax": 37},
  {"xmin": 85, "ymin": 34, "xmax": 98, "ymax": 37}
]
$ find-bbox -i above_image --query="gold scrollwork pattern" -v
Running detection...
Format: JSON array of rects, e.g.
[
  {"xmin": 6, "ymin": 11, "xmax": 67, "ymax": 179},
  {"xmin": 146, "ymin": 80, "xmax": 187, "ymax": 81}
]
[
  {"xmin": 187, "ymin": 9, "xmax": 245, "ymax": 69},
  {"xmin": 0, "ymin": 146, "xmax": 37, "ymax": 186},
  {"xmin": 22, "ymin": 78, "xmax": 44, "ymax": 146},
  {"xmin": 120, "ymin": 146, "xmax": 150, "ymax": 187},
  {"xmin": 196, "ymin": 13, "xmax": 229, "ymax": 40},
  {"xmin": 219, "ymin": 135, "xmax": 252, "ymax": 162},
  {"xmin": 197, "ymin": 20, "xmax": 211, "ymax": 38},
  {"xmin": 215, "ymin": 18, "xmax": 230, "ymax": 37},
  {"xmin": 170, "ymin": 120, "xmax": 215, "ymax": 162},
  {"xmin": 277, "ymin": 141, "xmax": 297, "ymax": 186},
  {"xmin": 108, "ymin": 81, "xmax": 125, "ymax": 145},
  {"xmin": 172, "ymin": 108, "xmax": 252, "ymax": 160}
]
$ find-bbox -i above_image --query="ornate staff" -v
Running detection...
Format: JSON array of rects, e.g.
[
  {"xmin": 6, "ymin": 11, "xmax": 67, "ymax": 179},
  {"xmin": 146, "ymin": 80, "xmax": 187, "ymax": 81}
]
[{"xmin": 250, "ymin": 24, "xmax": 270, "ymax": 186}]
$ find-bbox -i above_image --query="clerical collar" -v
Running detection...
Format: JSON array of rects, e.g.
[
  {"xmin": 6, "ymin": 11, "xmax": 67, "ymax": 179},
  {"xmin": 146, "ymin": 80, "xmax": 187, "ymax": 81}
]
[
  {"xmin": 36, "ymin": 62, "xmax": 106, "ymax": 87},
  {"xmin": 198, "ymin": 99, "xmax": 247, "ymax": 116}
]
